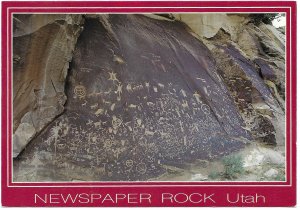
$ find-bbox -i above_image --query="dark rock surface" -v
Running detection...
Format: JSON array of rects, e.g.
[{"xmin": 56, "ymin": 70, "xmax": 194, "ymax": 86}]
[{"xmin": 14, "ymin": 15, "xmax": 252, "ymax": 181}]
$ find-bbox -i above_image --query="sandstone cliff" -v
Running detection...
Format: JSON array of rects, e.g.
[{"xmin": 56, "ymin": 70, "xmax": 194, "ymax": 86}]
[{"xmin": 13, "ymin": 14, "xmax": 285, "ymax": 181}]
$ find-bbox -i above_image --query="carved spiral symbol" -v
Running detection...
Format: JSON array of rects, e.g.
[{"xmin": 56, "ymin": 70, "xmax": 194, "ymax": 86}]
[
  {"xmin": 74, "ymin": 85, "xmax": 86, "ymax": 99},
  {"xmin": 103, "ymin": 140, "xmax": 113, "ymax": 150},
  {"xmin": 136, "ymin": 163, "xmax": 147, "ymax": 174},
  {"xmin": 112, "ymin": 117, "xmax": 122, "ymax": 129},
  {"xmin": 201, "ymin": 104, "xmax": 211, "ymax": 115},
  {"xmin": 125, "ymin": 160, "xmax": 134, "ymax": 167}
]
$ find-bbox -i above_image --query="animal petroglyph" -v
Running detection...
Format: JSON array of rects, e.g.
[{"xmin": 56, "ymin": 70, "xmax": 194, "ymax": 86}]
[
  {"xmin": 95, "ymin": 108, "xmax": 104, "ymax": 116},
  {"xmin": 108, "ymin": 71, "xmax": 119, "ymax": 84},
  {"xmin": 128, "ymin": 104, "xmax": 137, "ymax": 109},
  {"xmin": 158, "ymin": 83, "xmax": 165, "ymax": 89}
]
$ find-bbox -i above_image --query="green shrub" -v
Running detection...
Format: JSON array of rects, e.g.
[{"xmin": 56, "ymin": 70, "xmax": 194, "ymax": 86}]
[
  {"xmin": 250, "ymin": 13, "xmax": 280, "ymax": 25},
  {"xmin": 222, "ymin": 155, "xmax": 244, "ymax": 179},
  {"xmin": 208, "ymin": 171, "xmax": 220, "ymax": 180},
  {"xmin": 274, "ymin": 173, "xmax": 285, "ymax": 181}
]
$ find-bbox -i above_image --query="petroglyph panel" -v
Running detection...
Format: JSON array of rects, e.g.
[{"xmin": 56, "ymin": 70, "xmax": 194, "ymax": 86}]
[{"xmin": 14, "ymin": 15, "xmax": 252, "ymax": 181}]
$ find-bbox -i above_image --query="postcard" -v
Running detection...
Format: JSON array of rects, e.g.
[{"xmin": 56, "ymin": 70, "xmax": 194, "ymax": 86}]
[{"xmin": 1, "ymin": 1, "xmax": 297, "ymax": 207}]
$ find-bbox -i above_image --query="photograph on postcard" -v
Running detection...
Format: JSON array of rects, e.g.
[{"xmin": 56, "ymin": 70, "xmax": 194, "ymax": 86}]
[{"xmin": 12, "ymin": 13, "xmax": 287, "ymax": 182}]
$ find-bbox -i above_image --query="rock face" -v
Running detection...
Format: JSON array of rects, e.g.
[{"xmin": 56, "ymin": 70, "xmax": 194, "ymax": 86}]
[
  {"xmin": 13, "ymin": 14, "xmax": 83, "ymax": 157},
  {"xmin": 173, "ymin": 13, "xmax": 249, "ymax": 40},
  {"xmin": 13, "ymin": 14, "xmax": 285, "ymax": 181}
]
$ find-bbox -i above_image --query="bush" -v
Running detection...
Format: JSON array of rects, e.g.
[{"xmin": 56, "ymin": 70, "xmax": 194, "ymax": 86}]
[
  {"xmin": 250, "ymin": 13, "xmax": 280, "ymax": 25},
  {"xmin": 222, "ymin": 155, "xmax": 244, "ymax": 179},
  {"xmin": 208, "ymin": 171, "xmax": 220, "ymax": 180}
]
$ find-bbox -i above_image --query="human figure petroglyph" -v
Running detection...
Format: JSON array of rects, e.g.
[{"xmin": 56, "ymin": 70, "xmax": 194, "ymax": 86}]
[
  {"xmin": 181, "ymin": 100, "xmax": 189, "ymax": 109},
  {"xmin": 86, "ymin": 119, "xmax": 93, "ymax": 126},
  {"xmin": 115, "ymin": 84, "xmax": 123, "ymax": 101},
  {"xmin": 136, "ymin": 118, "xmax": 142, "ymax": 127},
  {"xmin": 193, "ymin": 91, "xmax": 202, "ymax": 103},
  {"xmin": 180, "ymin": 89, "xmax": 187, "ymax": 97},
  {"xmin": 179, "ymin": 120, "xmax": 184, "ymax": 132},
  {"xmin": 145, "ymin": 82, "xmax": 150, "ymax": 92}
]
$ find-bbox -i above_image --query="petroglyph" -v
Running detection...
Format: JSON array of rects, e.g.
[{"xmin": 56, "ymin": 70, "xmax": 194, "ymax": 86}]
[
  {"xmin": 125, "ymin": 159, "xmax": 134, "ymax": 167},
  {"xmin": 110, "ymin": 103, "xmax": 116, "ymax": 111},
  {"xmin": 95, "ymin": 108, "xmax": 104, "ymax": 116},
  {"xmin": 180, "ymin": 89, "xmax": 187, "ymax": 97},
  {"xmin": 193, "ymin": 92, "xmax": 201, "ymax": 103},
  {"xmin": 128, "ymin": 104, "xmax": 137, "ymax": 109},
  {"xmin": 13, "ymin": 15, "xmax": 255, "ymax": 182},
  {"xmin": 158, "ymin": 83, "xmax": 165, "ymax": 89},
  {"xmin": 108, "ymin": 71, "xmax": 119, "ymax": 84},
  {"xmin": 115, "ymin": 84, "xmax": 123, "ymax": 101},
  {"xmin": 181, "ymin": 100, "xmax": 189, "ymax": 108},
  {"xmin": 136, "ymin": 118, "xmax": 142, "ymax": 127},
  {"xmin": 90, "ymin": 103, "xmax": 98, "ymax": 109},
  {"xmin": 113, "ymin": 55, "xmax": 125, "ymax": 64},
  {"xmin": 136, "ymin": 163, "xmax": 147, "ymax": 174},
  {"xmin": 145, "ymin": 82, "xmax": 150, "ymax": 92},
  {"xmin": 81, "ymin": 67, "xmax": 93, "ymax": 72},
  {"xmin": 74, "ymin": 85, "xmax": 86, "ymax": 99},
  {"xmin": 112, "ymin": 115, "xmax": 122, "ymax": 129},
  {"xmin": 201, "ymin": 104, "xmax": 211, "ymax": 115},
  {"xmin": 126, "ymin": 84, "xmax": 132, "ymax": 92},
  {"xmin": 196, "ymin": 77, "xmax": 207, "ymax": 83}
]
